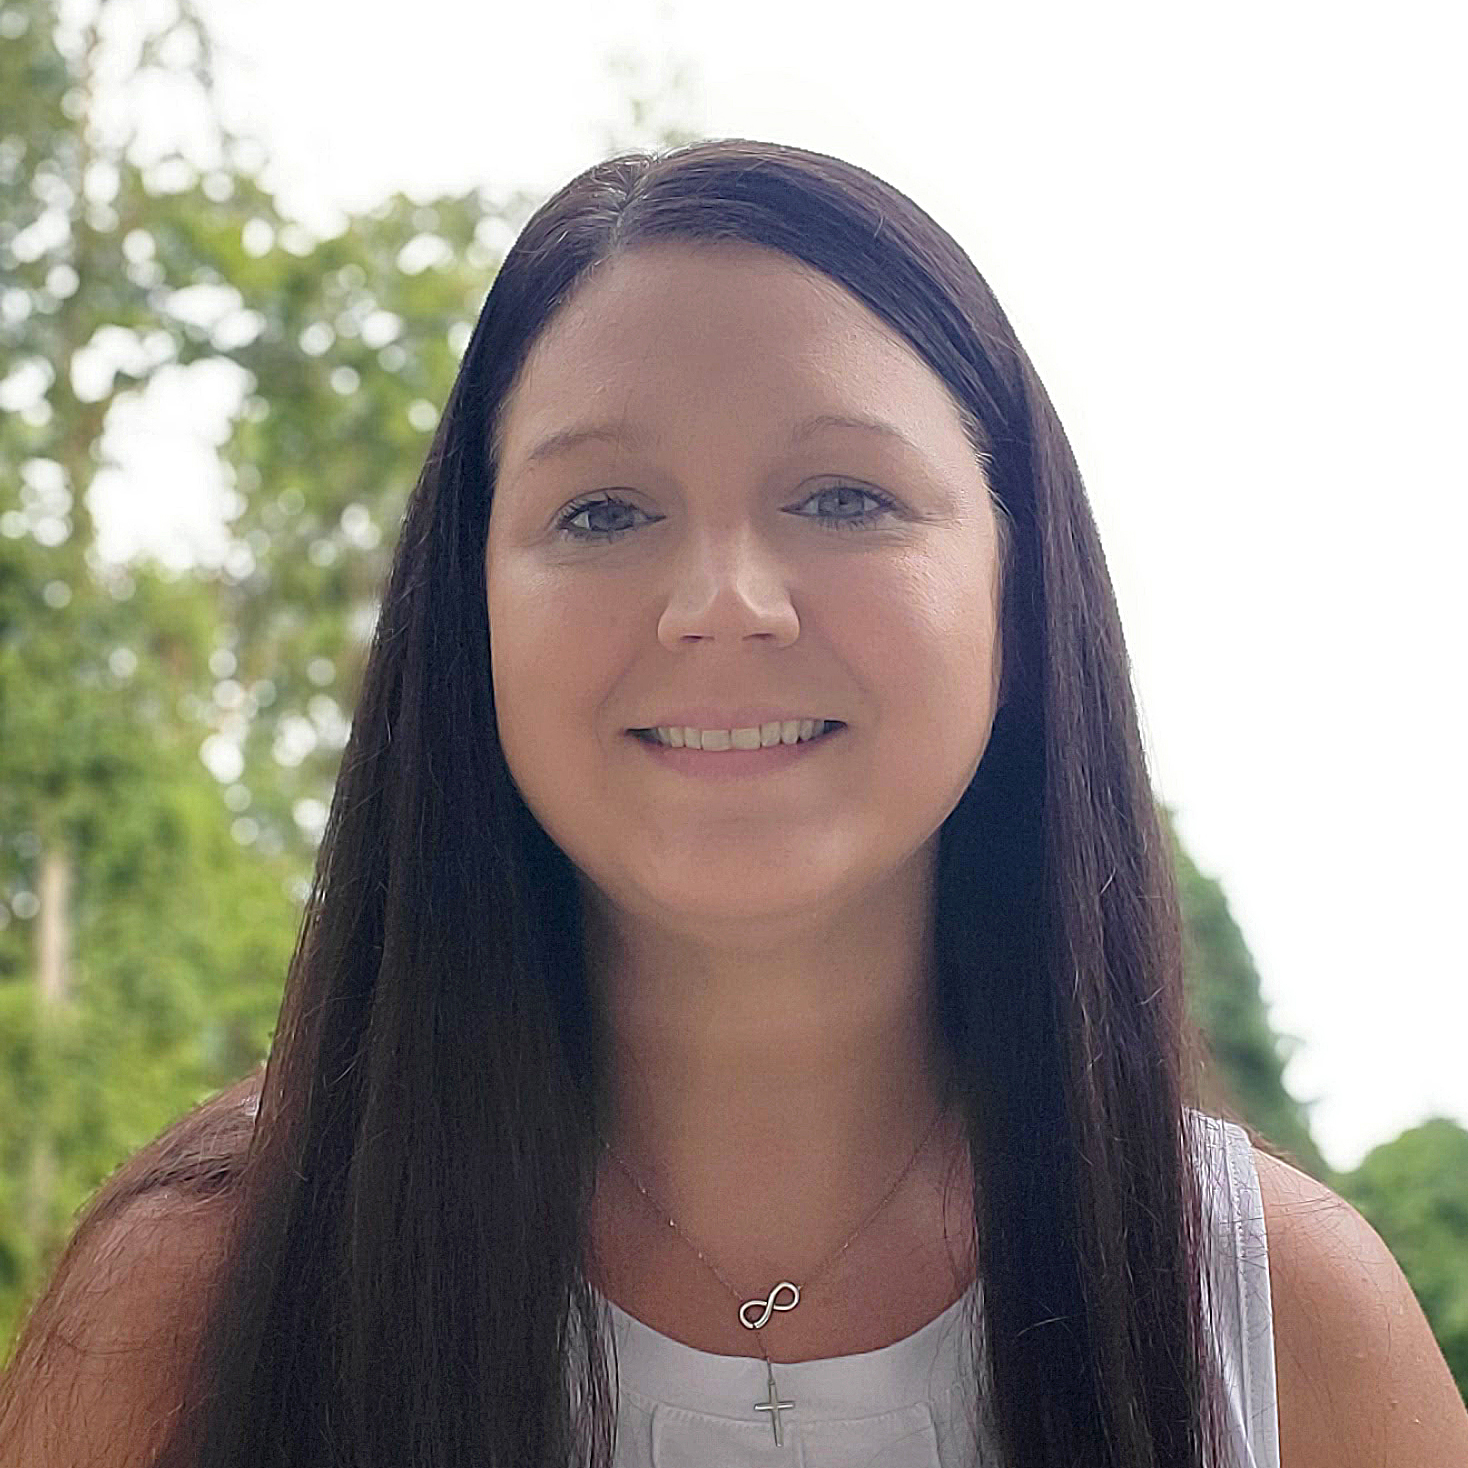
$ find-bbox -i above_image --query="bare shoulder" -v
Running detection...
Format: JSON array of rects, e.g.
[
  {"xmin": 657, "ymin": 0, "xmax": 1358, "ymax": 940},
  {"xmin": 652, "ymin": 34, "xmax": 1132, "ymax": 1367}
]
[
  {"xmin": 1252, "ymin": 1144, "xmax": 1468, "ymax": 1468},
  {"xmin": 0, "ymin": 1072, "xmax": 260, "ymax": 1467}
]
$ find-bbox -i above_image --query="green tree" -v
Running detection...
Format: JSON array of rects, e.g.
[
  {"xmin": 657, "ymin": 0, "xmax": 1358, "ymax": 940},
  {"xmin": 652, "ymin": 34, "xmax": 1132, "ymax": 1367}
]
[
  {"xmin": 0, "ymin": 0, "xmax": 302, "ymax": 1337},
  {"xmin": 1169, "ymin": 816, "xmax": 1332, "ymax": 1180},
  {"xmin": 0, "ymin": 564, "xmax": 296, "ymax": 1317},
  {"xmin": 194, "ymin": 181, "xmax": 531, "ymax": 869},
  {"xmin": 1339, "ymin": 1119, "xmax": 1468, "ymax": 1400}
]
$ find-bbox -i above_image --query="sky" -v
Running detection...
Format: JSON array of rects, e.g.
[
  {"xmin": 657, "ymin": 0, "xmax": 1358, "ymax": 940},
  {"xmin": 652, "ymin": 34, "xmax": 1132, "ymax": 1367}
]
[{"xmin": 84, "ymin": 0, "xmax": 1465, "ymax": 1172}]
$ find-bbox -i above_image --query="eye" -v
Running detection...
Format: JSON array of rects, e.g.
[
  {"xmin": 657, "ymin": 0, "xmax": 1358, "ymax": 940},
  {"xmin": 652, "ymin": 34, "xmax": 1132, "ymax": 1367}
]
[
  {"xmin": 554, "ymin": 484, "xmax": 901, "ymax": 543},
  {"xmin": 787, "ymin": 483, "xmax": 901, "ymax": 532},
  {"xmin": 555, "ymin": 493, "xmax": 651, "ymax": 543}
]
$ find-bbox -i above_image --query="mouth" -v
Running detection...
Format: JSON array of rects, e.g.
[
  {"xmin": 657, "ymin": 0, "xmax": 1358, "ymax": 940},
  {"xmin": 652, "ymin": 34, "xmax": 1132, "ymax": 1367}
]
[
  {"xmin": 625, "ymin": 720, "xmax": 848, "ymax": 778},
  {"xmin": 627, "ymin": 721, "xmax": 846, "ymax": 749}
]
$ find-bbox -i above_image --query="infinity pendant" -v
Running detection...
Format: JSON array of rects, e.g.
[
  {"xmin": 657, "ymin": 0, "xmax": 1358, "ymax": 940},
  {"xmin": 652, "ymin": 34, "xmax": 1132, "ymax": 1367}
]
[{"xmin": 739, "ymin": 1280, "xmax": 801, "ymax": 1330}]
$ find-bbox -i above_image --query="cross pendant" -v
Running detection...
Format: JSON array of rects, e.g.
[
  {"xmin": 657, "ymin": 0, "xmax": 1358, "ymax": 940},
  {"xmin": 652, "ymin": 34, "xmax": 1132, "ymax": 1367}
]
[{"xmin": 753, "ymin": 1360, "xmax": 795, "ymax": 1447}]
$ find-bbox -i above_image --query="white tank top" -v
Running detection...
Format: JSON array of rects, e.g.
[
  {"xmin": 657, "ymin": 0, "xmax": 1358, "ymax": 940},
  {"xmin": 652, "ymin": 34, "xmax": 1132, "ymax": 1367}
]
[{"xmin": 591, "ymin": 1113, "xmax": 1279, "ymax": 1467}]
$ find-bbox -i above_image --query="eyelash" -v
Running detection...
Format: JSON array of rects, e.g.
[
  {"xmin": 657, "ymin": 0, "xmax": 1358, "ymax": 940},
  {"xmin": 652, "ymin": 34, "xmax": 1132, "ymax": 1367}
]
[{"xmin": 555, "ymin": 485, "xmax": 901, "ymax": 543}]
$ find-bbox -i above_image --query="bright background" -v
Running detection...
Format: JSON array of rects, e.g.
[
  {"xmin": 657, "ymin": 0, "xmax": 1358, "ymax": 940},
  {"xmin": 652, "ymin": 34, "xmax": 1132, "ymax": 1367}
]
[{"xmin": 100, "ymin": 0, "xmax": 1465, "ymax": 1171}]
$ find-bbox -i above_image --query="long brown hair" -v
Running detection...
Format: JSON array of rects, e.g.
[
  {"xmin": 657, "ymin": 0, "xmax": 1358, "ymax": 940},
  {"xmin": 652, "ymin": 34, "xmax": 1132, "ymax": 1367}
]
[{"xmin": 1, "ymin": 137, "xmax": 1230, "ymax": 1467}]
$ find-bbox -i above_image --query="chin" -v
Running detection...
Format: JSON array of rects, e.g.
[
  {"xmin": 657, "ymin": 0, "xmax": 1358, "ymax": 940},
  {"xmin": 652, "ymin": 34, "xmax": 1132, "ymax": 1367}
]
[{"xmin": 647, "ymin": 866, "xmax": 862, "ymax": 928}]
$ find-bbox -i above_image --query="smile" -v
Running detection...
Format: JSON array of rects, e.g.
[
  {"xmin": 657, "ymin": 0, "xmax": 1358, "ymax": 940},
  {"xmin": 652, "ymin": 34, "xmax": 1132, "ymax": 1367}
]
[
  {"xmin": 631, "ymin": 719, "xmax": 844, "ymax": 749},
  {"xmin": 626, "ymin": 722, "xmax": 847, "ymax": 778}
]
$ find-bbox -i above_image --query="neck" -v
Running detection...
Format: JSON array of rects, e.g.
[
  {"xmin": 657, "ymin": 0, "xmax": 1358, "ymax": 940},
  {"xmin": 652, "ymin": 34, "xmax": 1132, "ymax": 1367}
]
[{"xmin": 580, "ymin": 847, "xmax": 967, "ymax": 1279}]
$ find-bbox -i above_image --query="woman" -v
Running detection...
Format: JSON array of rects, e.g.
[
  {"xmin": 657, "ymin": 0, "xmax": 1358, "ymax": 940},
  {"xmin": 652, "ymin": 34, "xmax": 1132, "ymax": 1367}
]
[{"xmin": 2, "ymin": 138, "xmax": 1463, "ymax": 1468}]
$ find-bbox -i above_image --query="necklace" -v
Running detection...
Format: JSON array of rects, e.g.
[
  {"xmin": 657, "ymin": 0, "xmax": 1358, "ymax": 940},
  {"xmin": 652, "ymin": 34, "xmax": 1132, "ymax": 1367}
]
[{"xmin": 594, "ymin": 1083, "xmax": 955, "ymax": 1449}]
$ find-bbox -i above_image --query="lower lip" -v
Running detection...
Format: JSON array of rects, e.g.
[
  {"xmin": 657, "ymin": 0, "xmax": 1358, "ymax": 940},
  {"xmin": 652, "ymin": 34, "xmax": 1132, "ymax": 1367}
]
[{"xmin": 626, "ymin": 725, "xmax": 846, "ymax": 778}]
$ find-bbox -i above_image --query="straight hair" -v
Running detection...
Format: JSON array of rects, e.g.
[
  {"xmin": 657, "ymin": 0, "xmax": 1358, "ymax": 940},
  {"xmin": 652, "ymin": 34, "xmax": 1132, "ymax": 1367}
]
[{"xmin": 1, "ymin": 137, "xmax": 1230, "ymax": 1468}]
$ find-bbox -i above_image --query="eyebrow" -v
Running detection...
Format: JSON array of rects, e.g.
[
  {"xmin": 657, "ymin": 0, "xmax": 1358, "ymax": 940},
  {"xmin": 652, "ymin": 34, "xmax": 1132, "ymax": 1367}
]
[{"xmin": 516, "ymin": 412, "xmax": 925, "ymax": 472}]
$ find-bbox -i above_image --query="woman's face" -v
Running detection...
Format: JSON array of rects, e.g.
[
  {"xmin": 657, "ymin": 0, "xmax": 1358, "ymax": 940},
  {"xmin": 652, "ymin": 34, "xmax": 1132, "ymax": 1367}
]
[{"xmin": 486, "ymin": 241, "xmax": 1005, "ymax": 931}]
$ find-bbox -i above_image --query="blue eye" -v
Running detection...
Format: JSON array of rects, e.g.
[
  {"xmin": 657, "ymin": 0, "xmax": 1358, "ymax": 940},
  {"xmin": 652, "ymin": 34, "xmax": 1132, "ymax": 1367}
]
[
  {"xmin": 555, "ymin": 485, "xmax": 899, "ymax": 543},
  {"xmin": 556, "ymin": 494, "xmax": 650, "ymax": 543},
  {"xmin": 788, "ymin": 484, "xmax": 900, "ymax": 532}
]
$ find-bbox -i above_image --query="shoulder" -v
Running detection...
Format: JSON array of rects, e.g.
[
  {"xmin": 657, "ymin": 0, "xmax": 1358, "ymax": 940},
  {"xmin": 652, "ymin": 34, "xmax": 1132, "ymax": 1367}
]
[
  {"xmin": 0, "ymin": 1071, "xmax": 260, "ymax": 1466},
  {"xmin": 1251, "ymin": 1142, "xmax": 1468, "ymax": 1467}
]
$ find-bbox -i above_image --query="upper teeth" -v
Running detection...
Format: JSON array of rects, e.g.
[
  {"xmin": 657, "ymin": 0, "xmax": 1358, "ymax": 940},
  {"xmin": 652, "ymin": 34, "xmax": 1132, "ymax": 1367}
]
[{"xmin": 646, "ymin": 719, "xmax": 834, "ymax": 749}]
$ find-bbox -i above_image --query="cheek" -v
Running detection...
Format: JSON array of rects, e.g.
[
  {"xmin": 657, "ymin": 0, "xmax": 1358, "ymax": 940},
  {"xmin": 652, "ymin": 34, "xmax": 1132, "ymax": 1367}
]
[
  {"xmin": 838, "ymin": 556, "xmax": 1000, "ymax": 792},
  {"xmin": 489, "ymin": 557, "xmax": 622, "ymax": 689},
  {"xmin": 486, "ymin": 564, "xmax": 619, "ymax": 777},
  {"xmin": 839, "ymin": 556, "xmax": 999, "ymax": 707}
]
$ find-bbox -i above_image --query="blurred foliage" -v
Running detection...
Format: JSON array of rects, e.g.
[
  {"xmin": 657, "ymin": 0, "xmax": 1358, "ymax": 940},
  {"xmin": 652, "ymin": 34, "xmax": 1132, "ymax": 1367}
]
[
  {"xmin": 1338, "ymin": 1119, "xmax": 1468, "ymax": 1397},
  {"xmin": 1, "ymin": 0, "xmax": 1461, "ymax": 1408},
  {"xmin": 0, "ymin": 0, "xmax": 304, "ymax": 1325},
  {"xmin": 1171, "ymin": 820, "xmax": 1332, "ymax": 1181}
]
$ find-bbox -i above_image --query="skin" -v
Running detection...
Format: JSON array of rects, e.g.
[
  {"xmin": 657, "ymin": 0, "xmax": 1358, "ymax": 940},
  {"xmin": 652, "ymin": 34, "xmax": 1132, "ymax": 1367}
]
[
  {"xmin": 1255, "ymin": 1146, "xmax": 1468, "ymax": 1465},
  {"xmin": 485, "ymin": 240, "xmax": 998, "ymax": 1344}
]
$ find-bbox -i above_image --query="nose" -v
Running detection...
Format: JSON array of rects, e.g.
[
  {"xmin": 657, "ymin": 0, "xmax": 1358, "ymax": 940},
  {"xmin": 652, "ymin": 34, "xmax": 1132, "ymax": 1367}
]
[{"xmin": 655, "ymin": 527, "xmax": 800, "ymax": 650}]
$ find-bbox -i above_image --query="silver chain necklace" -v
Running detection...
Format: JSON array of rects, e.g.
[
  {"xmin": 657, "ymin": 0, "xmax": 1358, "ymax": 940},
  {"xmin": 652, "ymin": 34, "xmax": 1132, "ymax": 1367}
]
[{"xmin": 594, "ymin": 1085, "xmax": 954, "ymax": 1449}]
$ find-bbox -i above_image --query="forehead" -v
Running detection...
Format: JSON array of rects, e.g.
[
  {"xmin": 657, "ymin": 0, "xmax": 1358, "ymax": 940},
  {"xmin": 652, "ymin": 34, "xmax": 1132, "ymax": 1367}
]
[{"xmin": 495, "ymin": 242, "xmax": 969, "ymax": 474}]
